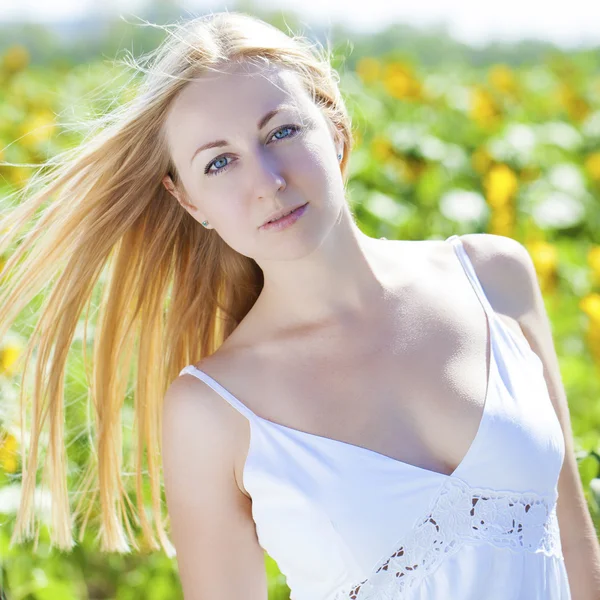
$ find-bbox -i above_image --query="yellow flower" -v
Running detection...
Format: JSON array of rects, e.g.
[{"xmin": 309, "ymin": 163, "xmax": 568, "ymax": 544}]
[
  {"xmin": 470, "ymin": 86, "xmax": 501, "ymax": 127},
  {"xmin": 588, "ymin": 246, "xmax": 600, "ymax": 271},
  {"xmin": 0, "ymin": 338, "xmax": 24, "ymax": 376},
  {"xmin": 0, "ymin": 432, "xmax": 18, "ymax": 473},
  {"xmin": 471, "ymin": 147, "xmax": 492, "ymax": 174},
  {"xmin": 488, "ymin": 207, "xmax": 515, "ymax": 238},
  {"xmin": 488, "ymin": 64, "xmax": 517, "ymax": 95},
  {"xmin": 356, "ymin": 57, "xmax": 381, "ymax": 85},
  {"xmin": 557, "ymin": 83, "xmax": 590, "ymax": 122},
  {"xmin": 524, "ymin": 240, "xmax": 558, "ymax": 294},
  {"xmin": 19, "ymin": 110, "xmax": 56, "ymax": 149},
  {"xmin": 580, "ymin": 293, "xmax": 600, "ymax": 328},
  {"xmin": 528, "ymin": 240, "xmax": 558, "ymax": 277},
  {"xmin": 483, "ymin": 164, "xmax": 518, "ymax": 208},
  {"xmin": 383, "ymin": 62, "xmax": 422, "ymax": 100},
  {"xmin": 584, "ymin": 152, "xmax": 600, "ymax": 182},
  {"xmin": 2, "ymin": 44, "xmax": 30, "ymax": 74},
  {"xmin": 370, "ymin": 135, "xmax": 394, "ymax": 161},
  {"xmin": 7, "ymin": 166, "xmax": 33, "ymax": 188}
]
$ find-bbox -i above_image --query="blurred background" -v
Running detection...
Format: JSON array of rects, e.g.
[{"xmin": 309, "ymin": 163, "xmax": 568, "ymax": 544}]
[{"xmin": 1, "ymin": 1, "xmax": 600, "ymax": 598}]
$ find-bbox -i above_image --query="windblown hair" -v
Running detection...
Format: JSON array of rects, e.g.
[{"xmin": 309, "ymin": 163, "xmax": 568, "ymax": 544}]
[{"xmin": 0, "ymin": 11, "xmax": 354, "ymax": 554}]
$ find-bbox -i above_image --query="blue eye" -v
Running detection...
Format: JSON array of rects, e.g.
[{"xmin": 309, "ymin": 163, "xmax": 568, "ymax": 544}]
[{"xmin": 204, "ymin": 124, "xmax": 302, "ymax": 177}]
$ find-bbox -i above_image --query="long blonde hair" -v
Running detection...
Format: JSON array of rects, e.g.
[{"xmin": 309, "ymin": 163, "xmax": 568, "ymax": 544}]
[{"xmin": 0, "ymin": 11, "xmax": 354, "ymax": 554}]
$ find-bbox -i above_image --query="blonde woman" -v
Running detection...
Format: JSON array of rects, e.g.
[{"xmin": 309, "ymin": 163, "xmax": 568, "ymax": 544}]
[{"xmin": 1, "ymin": 10, "xmax": 598, "ymax": 600}]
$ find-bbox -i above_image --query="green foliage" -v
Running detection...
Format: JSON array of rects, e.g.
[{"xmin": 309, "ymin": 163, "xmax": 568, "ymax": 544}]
[{"xmin": 1, "ymin": 12, "xmax": 600, "ymax": 600}]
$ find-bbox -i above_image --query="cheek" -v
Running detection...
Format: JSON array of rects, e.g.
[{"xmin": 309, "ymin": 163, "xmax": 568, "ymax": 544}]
[
  {"xmin": 290, "ymin": 144, "xmax": 332, "ymax": 183},
  {"xmin": 205, "ymin": 195, "xmax": 252, "ymax": 232}
]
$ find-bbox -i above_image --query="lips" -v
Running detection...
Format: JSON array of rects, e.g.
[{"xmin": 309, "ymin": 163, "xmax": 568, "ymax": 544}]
[
  {"xmin": 262, "ymin": 203, "xmax": 307, "ymax": 227},
  {"xmin": 267, "ymin": 207, "xmax": 296, "ymax": 223}
]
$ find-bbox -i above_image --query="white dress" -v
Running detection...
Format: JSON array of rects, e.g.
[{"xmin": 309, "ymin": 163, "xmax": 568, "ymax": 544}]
[{"xmin": 179, "ymin": 234, "xmax": 571, "ymax": 599}]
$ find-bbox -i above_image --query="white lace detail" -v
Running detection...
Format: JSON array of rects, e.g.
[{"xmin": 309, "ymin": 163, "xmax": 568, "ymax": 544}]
[{"xmin": 334, "ymin": 477, "xmax": 562, "ymax": 600}]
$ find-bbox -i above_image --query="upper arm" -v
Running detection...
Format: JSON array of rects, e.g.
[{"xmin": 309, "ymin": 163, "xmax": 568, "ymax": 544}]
[
  {"xmin": 161, "ymin": 375, "xmax": 267, "ymax": 600},
  {"xmin": 459, "ymin": 233, "xmax": 599, "ymax": 554}
]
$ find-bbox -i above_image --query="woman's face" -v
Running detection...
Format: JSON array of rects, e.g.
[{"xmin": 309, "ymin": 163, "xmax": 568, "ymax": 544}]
[{"xmin": 161, "ymin": 60, "xmax": 346, "ymax": 262}]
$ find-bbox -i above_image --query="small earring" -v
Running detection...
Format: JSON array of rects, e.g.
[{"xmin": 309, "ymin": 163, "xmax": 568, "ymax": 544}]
[
  {"xmin": 201, "ymin": 221, "xmax": 209, "ymax": 228},
  {"xmin": 338, "ymin": 153, "xmax": 342, "ymax": 161}
]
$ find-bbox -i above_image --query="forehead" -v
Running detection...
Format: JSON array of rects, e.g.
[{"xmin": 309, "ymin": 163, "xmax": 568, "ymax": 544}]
[{"xmin": 165, "ymin": 61, "xmax": 314, "ymax": 131}]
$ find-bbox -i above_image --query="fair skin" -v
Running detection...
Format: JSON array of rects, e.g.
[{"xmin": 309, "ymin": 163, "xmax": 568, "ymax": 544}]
[
  {"xmin": 160, "ymin": 57, "xmax": 502, "ymax": 486},
  {"xmin": 161, "ymin": 58, "xmax": 509, "ymax": 487},
  {"xmin": 161, "ymin": 59, "xmax": 395, "ymax": 333},
  {"xmin": 161, "ymin": 59, "xmax": 598, "ymax": 599}
]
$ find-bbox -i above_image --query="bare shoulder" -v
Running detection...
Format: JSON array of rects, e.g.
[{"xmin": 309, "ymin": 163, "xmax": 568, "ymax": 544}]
[
  {"xmin": 451, "ymin": 233, "xmax": 539, "ymax": 319},
  {"xmin": 457, "ymin": 232, "xmax": 531, "ymax": 270},
  {"xmin": 162, "ymin": 363, "xmax": 244, "ymax": 498},
  {"xmin": 166, "ymin": 360, "xmax": 233, "ymax": 433},
  {"xmin": 162, "ymin": 366, "xmax": 266, "ymax": 599},
  {"xmin": 166, "ymin": 355, "xmax": 248, "ymax": 464}
]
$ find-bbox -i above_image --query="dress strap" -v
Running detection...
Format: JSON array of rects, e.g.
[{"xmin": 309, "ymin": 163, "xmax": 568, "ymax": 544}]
[
  {"xmin": 178, "ymin": 365, "xmax": 258, "ymax": 422},
  {"xmin": 445, "ymin": 235, "xmax": 495, "ymax": 318}
]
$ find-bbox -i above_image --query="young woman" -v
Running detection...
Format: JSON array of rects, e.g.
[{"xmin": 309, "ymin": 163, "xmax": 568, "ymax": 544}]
[{"xmin": 1, "ymin": 10, "xmax": 597, "ymax": 600}]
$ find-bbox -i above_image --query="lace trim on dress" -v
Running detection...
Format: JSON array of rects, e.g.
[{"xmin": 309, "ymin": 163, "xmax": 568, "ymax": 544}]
[{"xmin": 334, "ymin": 477, "xmax": 562, "ymax": 600}]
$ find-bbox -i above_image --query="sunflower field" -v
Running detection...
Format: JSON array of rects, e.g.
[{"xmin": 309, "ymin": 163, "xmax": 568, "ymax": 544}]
[{"xmin": 1, "ymin": 19, "xmax": 600, "ymax": 600}]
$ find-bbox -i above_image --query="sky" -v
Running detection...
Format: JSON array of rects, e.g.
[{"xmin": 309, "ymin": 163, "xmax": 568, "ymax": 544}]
[{"xmin": 0, "ymin": 0, "xmax": 599, "ymax": 48}]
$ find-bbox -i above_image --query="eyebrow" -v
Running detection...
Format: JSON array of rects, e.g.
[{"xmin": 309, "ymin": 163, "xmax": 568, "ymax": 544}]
[{"xmin": 189, "ymin": 104, "xmax": 296, "ymax": 165}]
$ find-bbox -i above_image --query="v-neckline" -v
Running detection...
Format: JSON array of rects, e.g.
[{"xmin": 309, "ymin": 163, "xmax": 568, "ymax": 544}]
[
  {"xmin": 185, "ymin": 306, "xmax": 497, "ymax": 480},
  {"xmin": 252, "ymin": 309, "xmax": 495, "ymax": 479}
]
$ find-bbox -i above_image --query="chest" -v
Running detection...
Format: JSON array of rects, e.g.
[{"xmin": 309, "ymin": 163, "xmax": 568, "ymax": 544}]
[{"xmin": 207, "ymin": 280, "xmax": 523, "ymax": 498}]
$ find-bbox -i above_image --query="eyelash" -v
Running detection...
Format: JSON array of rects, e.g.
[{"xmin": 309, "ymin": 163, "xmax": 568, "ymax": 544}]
[{"xmin": 203, "ymin": 124, "xmax": 303, "ymax": 176}]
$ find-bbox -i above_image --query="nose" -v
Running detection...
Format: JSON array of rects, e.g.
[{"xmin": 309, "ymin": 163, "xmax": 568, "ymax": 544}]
[{"xmin": 250, "ymin": 146, "xmax": 287, "ymax": 198}]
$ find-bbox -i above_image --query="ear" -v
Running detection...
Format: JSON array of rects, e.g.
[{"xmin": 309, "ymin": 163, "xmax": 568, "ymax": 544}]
[
  {"xmin": 162, "ymin": 174, "xmax": 180, "ymax": 199},
  {"xmin": 161, "ymin": 175, "xmax": 212, "ymax": 226},
  {"xmin": 162, "ymin": 175, "xmax": 192, "ymax": 210}
]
